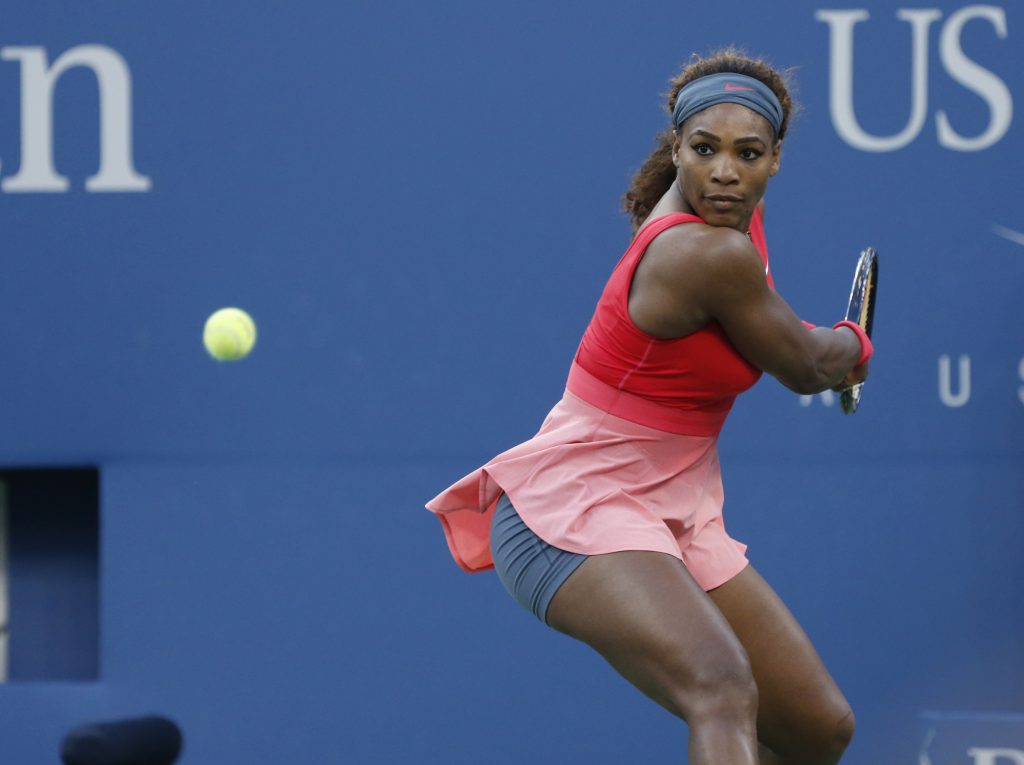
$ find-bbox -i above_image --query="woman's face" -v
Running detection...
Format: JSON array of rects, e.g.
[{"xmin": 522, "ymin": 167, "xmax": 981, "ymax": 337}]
[{"xmin": 672, "ymin": 102, "xmax": 781, "ymax": 231}]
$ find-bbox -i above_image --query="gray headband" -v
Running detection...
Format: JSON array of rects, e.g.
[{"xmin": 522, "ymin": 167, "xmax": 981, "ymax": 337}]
[{"xmin": 672, "ymin": 72, "xmax": 783, "ymax": 136}]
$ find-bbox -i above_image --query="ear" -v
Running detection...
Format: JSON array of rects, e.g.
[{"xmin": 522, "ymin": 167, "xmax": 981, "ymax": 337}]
[
  {"xmin": 671, "ymin": 130, "xmax": 681, "ymax": 167},
  {"xmin": 768, "ymin": 140, "xmax": 782, "ymax": 176}
]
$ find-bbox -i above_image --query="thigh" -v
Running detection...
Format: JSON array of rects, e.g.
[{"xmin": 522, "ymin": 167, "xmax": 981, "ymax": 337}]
[
  {"xmin": 545, "ymin": 550, "xmax": 752, "ymax": 719},
  {"xmin": 708, "ymin": 565, "xmax": 853, "ymax": 753},
  {"xmin": 490, "ymin": 493, "xmax": 588, "ymax": 623}
]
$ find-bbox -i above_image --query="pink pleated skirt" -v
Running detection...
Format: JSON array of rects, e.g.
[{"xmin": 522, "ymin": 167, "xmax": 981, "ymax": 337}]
[{"xmin": 425, "ymin": 385, "xmax": 750, "ymax": 592}]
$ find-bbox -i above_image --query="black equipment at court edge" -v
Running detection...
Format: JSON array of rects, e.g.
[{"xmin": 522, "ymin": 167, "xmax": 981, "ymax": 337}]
[{"xmin": 60, "ymin": 715, "xmax": 183, "ymax": 765}]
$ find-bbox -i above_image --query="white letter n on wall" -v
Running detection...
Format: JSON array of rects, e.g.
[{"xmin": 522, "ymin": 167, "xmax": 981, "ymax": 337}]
[{"xmin": 1, "ymin": 45, "xmax": 151, "ymax": 192}]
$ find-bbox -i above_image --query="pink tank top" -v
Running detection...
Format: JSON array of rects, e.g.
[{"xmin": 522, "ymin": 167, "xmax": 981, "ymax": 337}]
[{"xmin": 570, "ymin": 209, "xmax": 772, "ymax": 436}]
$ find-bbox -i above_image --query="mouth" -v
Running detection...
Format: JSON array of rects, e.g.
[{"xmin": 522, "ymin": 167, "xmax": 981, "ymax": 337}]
[{"xmin": 704, "ymin": 194, "xmax": 743, "ymax": 210}]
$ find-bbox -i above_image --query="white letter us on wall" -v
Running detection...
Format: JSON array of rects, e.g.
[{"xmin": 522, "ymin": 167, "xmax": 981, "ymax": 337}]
[
  {"xmin": 1, "ymin": 45, "xmax": 151, "ymax": 192},
  {"xmin": 815, "ymin": 6, "xmax": 1013, "ymax": 152},
  {"xmin": 936, "ymin": 5, "xmax": 1013, "ymax": 150},
  {"xmin": 968, "ymin": 748, "xmax": 1024, "ymax": 765},
  {"xmin": 938, "ymin": 354, "xmax": 971, "ymax": 407},
  {"xmin": 1018, "ymin": 357, "xmax": 1024, "ymax": 406}
]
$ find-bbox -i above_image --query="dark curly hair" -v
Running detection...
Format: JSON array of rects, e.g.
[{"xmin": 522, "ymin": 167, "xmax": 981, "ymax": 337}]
[{"xmin": 622, "ymin": 48, "xmax": 797, "ymax": 232}]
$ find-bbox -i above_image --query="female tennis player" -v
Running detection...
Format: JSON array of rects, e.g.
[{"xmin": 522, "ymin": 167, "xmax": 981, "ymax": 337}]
[{"xmin": 427, "ymin": 48, "xmax": 872, "ymax": 765}]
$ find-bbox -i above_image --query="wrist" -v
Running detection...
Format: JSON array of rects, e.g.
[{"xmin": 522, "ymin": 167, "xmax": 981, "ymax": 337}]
[{"xmin": 832, "ymin": 320, "xmax": 873, "ymax": 366}]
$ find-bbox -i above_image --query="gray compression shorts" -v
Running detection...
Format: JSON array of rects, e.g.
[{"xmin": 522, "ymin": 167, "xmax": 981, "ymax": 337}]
[{"xmin": 490, "ymin": 493, "xmax": 589, "ymax": 624}]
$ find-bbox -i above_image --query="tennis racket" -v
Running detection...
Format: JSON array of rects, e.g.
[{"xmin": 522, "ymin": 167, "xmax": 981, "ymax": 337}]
[{"xmin": 839, "ymin": 247, "xmax": 878, "ymax": 415}]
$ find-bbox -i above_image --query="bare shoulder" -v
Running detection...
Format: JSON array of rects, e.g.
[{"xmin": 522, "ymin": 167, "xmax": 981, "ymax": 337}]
[
  {"xmin": 642, "ymin": 222, "xmax": 764, "ymax": 290},
  {"xmin": 630, "ymin": 221, "xmax": 771, "ymax": 337}
]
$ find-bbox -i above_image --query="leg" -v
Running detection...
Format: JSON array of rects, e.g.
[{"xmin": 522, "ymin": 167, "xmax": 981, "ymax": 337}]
[
  {"xmin": 708, "ymin": 566, "xmax": 855, "ymax": 765},
  {"xmin": 546, "ymin": 550, "xmax": 760, "ymax": 765}
]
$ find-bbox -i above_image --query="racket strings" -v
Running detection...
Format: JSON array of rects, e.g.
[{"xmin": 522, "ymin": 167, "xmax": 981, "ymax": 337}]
[{"xmin": 840, "ymin": 248, "xmax": 878, "ymax": 415}]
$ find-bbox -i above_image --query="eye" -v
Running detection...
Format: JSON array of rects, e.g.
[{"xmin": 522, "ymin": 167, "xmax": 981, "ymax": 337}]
[
  {"xmin": 691, "ymin": 143, "xmax": 713, "ymax": 156},
  {"xmin": 740, "ymin": 148, "xmax": 763, "ymax": 161}
]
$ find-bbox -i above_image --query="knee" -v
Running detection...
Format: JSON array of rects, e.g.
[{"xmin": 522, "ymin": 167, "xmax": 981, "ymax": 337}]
[
  {"xmin": 796, "ymin": 703, "xmax": 856, "ymax": 764},
  {"xmin": 826, "ymin": 705, "xmax": 856, "ymax": 758},
  {"xmin": 666, "ymin": 648, "xmax": 759, "ymax": 724}
]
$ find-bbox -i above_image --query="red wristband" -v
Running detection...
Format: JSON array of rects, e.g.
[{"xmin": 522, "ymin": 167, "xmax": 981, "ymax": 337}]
[
  {"xmin": 833, "ymin": 320, "xmax": 873, "ymax": 366},
  {"xmin": 801, "ymin": 320, "xmax": 816, "ymax": 330}
]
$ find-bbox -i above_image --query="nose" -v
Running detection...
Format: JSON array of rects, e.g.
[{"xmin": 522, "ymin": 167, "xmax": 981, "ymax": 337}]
[{"xmin": 710, "ymin": 154, "xmax": 740, "ymax": 185}]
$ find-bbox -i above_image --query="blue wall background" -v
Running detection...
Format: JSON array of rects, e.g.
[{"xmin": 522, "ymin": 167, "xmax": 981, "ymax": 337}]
[{"xmin": 0, "ymin": 0, "xmax": 1020, "ymax": 762}]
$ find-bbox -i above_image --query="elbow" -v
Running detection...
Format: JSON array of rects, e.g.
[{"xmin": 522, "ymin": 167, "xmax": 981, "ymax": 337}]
[
  {"xmin": 780, "ymin": 359, "xmax": 841, "ymax": 395},
  {"xmin": 770, "ymin": 333, "xmax": 856, "ymax": 394},
  {"xmin": 804, "ymin": 367, "xmax": 839, "ymax": 395},
  {"xmin": 783, "ymin": 377, "xmax": 827, "ymax": 396}
]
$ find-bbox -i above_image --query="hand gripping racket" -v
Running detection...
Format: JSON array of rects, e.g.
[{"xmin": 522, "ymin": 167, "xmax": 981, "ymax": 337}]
[{"xmin": 839, "ymin": 247, "xmax": 878, "ymax": 415}]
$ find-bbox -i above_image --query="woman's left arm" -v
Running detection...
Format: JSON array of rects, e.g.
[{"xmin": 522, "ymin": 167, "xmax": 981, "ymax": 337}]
[{"xmin": 688, "ymin": 228, "xmax": 867, "ymax": 394}]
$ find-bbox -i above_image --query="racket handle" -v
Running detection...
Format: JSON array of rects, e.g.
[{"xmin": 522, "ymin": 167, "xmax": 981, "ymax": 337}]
[{"xmin": 833, "ymin": 320, "xmax": 874, "ymax": 366}]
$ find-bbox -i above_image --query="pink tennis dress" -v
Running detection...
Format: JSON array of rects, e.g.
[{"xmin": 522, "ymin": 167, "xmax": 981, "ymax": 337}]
[{"xmin": 426, "ymin": 210, "xmax": 773, "ymax": 591}]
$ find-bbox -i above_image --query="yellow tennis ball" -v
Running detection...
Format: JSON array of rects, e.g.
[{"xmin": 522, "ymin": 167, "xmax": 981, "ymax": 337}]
[{"xmin": 203, "ymin": 307, "xmax": 257, "ymax": 361}]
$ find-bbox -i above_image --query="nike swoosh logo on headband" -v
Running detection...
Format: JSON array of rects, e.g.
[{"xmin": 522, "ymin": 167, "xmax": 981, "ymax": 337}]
[{"xmin": 724, "ymin": 83, "xmax": 754, "ymax": 91}]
